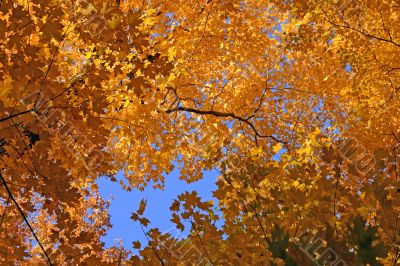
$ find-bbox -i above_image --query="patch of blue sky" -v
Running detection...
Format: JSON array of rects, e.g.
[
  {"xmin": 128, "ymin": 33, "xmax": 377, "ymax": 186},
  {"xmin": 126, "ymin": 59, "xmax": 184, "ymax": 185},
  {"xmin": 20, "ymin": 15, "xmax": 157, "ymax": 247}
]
[{"xmin": 97, "ymin": 167, "xmax": 221, "ymax": 252}]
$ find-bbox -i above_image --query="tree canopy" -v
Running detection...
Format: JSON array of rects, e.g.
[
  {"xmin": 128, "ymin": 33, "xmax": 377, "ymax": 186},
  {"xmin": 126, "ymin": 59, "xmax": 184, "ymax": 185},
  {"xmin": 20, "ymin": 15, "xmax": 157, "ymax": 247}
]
[{"xmin": 1, "ymin": 0, "xmax": 400, "ymax": 264}]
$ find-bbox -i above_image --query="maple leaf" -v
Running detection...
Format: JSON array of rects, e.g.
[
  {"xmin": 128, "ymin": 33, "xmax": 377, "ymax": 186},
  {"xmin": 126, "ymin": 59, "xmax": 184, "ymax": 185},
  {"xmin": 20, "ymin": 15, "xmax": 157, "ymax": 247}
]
[
  {"xmin": 2, "ymin": 0, "xmax": 400, "ymax": 264},
  {"xmin": 132, "ymin": 240, "xmax": 141, "ymax": 249},
  {"xmin": 40, "ymin": 21, "xmax": 63, "ymax": 41},
  {"xmin": 137, "ymin": 199, "xmax": 147, "ymax": 215}
]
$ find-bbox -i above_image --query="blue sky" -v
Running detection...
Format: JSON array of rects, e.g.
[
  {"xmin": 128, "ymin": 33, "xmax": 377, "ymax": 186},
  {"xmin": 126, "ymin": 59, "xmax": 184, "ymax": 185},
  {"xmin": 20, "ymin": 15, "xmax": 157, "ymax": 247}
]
[{"xmin": 96, "ymin": 168, "xmax": 219, "ymax": 251}]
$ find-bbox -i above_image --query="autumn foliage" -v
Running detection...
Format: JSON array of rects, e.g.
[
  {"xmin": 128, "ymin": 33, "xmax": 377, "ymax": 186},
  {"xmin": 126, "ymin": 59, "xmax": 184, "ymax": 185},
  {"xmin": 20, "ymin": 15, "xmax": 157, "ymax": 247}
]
[{"xmin": 1, "ymin": 0, "xmax": 400, "ymax": 264}]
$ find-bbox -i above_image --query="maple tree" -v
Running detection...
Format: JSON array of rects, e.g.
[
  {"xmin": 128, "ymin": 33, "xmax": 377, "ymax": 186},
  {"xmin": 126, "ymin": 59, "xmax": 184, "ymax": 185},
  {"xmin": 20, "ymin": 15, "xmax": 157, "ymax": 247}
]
[{"xmin": 1, "ymin": 0, "xmax": 400, "ymax": 264}]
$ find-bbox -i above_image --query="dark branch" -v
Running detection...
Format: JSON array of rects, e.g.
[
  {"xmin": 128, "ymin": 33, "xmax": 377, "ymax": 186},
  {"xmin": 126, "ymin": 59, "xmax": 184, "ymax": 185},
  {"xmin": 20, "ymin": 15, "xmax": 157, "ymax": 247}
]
[
  {"xmin": 0, "ymin": 109, "xmax": 35, "ymax": 123},
  {"xmin": 0, "ymin": 172, "xmax": 53, "ymax": 265},
  {"xmin": 323, "ymin": 11, "xmax": 400, "ymax": 47},
  {"xmin": 140, "ymin": 225, "xmax": 165, "ymax": 266},
  {"xmin": 190, "ymin": 221, "xmax": 215, "ymax": 265},
  {"xmin": 166, "ymin": 106, "xmax": 287, "ymax": 146}
]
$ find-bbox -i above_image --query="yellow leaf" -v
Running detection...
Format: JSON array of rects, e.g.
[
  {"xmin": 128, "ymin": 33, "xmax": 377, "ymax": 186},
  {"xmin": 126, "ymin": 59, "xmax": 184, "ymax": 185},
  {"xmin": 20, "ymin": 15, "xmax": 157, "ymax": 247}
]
[
  {"xmin": 167, "ymin": 46, "xmax": 177, "ymax": 61},
  {"xmin": 250, "ymin": 146, "xmax": 262, "ymax": 156},
  {"xmin": 272, "ymin": 143, "xmax": 282, "ymax": 153},
  {"xmin": 135, "ymin": 68, "xmax": 143, "ymax": 77}
]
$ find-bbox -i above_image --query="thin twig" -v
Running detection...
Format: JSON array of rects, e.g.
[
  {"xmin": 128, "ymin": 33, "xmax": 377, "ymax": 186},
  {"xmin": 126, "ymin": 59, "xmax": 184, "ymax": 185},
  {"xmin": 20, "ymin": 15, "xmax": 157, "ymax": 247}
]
[
  {"xmin": 140, "ymin": 225, "xmax": 165, "ymax": 265},
  {"xmin": 0, "ymin": 109, "xmax": 35, "ymax": 123},
  {"xmin": 0, "ymin": 172, "xmax": 53, "ymax": 265},
  {"xmin": 190, "ymin": 221, "xmax": 215, "ymax": 265},
  {"xmin": 166, "ymin": 106, "xmax": 288, "ymax": 147}
]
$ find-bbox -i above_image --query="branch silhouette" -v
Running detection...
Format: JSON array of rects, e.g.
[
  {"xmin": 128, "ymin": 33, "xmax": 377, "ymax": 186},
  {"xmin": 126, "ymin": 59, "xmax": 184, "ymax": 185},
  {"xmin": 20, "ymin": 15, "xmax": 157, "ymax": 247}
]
[
  {"xmin": 0, "ymin": 172, "xmax": 53, "ymax": 265},
  {"xmin": 166, "ymin": 106, "xmax": 288, "ymax": 147}
]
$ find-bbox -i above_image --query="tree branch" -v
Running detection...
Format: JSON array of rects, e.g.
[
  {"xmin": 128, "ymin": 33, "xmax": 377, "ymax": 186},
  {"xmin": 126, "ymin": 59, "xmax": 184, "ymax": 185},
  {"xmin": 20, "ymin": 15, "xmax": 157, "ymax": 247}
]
[
  {"xmin": 190, "ymin": 221, "xmax": 215, "ymax": 265},
  {"xmin": 140, "ymin": 225, "xmax": 165, "ymax": 266},
  {"xmin": 166, "ymin": 106, "xmax": 288, "ymax": 146},
  {"xmin": 0, "ymin": 172, "xmax": 53, "ymax": 265},
  {"xmin": 0, "ymin": 109, "xmax": 35, "ymax": 123},
  {"xmin": 323, "ymin": 11, "xmax": 400, "ymax": 47}
]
